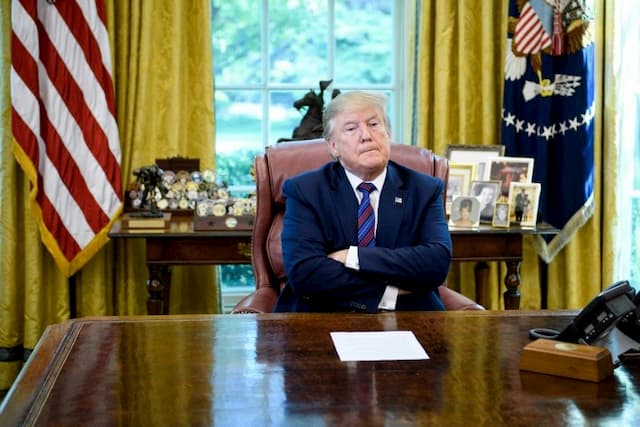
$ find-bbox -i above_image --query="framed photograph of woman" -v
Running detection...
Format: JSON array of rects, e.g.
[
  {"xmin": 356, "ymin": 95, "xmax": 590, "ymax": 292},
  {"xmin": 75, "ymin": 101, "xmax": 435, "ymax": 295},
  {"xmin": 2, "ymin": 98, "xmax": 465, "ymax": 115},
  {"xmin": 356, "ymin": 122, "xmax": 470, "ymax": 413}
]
[
  {"xmin": 507, "ymin": 182, "xmax": 541, "ymax": 228},
  {"xmin": 492, "ymin": 202, "xmax": 510, "ymax": 228},
  {"xmin": 446, "ymin": 144, "xmax": 505, "ymax": 181},
  {"xmin": 486, "ymin": 156, "xmax": 535, "ymax": 197},
  {"xmin": 446, "ymin": 162, "xmax": 475, "ymax": 215},
  {"xmin": 449, "ymin": 196, "xmax": 480, "ymax": 228},
  {"xmin": 470, "ymin": 180, "xmax": 501, "ymax": 223},
  {"xmin": 448, "ymin": 196, "xmax": 480, "ymax": 228}
]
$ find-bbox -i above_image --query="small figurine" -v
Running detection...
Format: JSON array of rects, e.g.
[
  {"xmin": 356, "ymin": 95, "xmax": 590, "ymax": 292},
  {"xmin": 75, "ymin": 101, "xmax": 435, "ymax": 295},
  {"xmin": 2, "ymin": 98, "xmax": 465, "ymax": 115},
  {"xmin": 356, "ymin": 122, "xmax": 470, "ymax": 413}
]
[
  {"xmin": 132, "ymin": 164, "xmax": 166, "ymax": 216},
  {"xmin": 278, "ymin": 79, "xmax": 341, "ymax": 142}
]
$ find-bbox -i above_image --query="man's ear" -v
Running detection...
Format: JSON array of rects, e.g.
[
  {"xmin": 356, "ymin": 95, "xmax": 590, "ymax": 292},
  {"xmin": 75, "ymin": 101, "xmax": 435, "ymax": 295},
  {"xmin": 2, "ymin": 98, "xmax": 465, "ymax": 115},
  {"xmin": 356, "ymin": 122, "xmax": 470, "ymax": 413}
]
[{"xmin": 326, "ymin": 139, "xmax": 339, "ymax": 159}]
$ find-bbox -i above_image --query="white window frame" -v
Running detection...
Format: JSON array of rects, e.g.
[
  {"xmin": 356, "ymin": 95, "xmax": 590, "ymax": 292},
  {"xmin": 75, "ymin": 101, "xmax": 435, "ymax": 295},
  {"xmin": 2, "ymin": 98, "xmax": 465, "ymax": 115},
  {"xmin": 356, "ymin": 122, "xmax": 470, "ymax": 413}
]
[{"xmin": 214, "ymin": 0, "xmax": 406, "ymax": 153}]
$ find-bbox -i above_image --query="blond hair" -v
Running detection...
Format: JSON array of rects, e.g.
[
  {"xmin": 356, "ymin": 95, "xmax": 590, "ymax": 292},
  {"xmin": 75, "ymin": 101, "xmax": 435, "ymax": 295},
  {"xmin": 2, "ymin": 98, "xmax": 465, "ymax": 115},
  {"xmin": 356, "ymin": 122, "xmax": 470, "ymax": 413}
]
[{"xmin": 322, "ymin": 91, "xmax": 390, "ymax": 139}]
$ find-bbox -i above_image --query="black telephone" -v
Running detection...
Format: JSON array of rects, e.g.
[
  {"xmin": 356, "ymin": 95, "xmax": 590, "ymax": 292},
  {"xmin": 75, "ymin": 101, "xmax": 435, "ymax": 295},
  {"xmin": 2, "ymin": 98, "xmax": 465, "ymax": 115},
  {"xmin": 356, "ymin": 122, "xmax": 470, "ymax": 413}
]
[
  {"xmin": 530, "ymin": 280, "xmax": 637, "ymax": 345},
  {"xmin": 616, "ymin": 289, "xmax": 640, "ymax": 343}
]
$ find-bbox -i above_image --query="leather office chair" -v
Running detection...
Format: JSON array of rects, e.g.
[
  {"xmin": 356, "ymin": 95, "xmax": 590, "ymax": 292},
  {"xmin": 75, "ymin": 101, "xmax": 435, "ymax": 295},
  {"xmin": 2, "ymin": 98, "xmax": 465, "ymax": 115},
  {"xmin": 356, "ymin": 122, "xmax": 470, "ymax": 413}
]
[{"xmin": 231, "ymin": 139, "xmax": 485, "ymax": 313}]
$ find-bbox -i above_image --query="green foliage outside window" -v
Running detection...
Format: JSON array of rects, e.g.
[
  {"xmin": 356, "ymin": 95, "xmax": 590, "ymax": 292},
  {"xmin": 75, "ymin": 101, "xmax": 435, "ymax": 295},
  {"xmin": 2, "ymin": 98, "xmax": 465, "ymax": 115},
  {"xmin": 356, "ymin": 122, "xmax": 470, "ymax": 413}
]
[
  {"xmin": 216, "ymin": 148, "xmax": 260, "ymax": 187},
  {"xmin": 212, "ymin": 0, "xmax": 392, "ymax": 87}
]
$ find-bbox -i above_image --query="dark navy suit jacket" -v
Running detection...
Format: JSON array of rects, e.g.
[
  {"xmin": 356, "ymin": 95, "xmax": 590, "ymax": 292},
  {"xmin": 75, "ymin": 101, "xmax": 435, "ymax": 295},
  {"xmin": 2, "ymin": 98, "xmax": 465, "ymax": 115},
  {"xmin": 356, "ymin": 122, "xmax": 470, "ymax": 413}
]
[{"xmin": 274, "ymin": 160, "xmax": 452, "ymax": 313}]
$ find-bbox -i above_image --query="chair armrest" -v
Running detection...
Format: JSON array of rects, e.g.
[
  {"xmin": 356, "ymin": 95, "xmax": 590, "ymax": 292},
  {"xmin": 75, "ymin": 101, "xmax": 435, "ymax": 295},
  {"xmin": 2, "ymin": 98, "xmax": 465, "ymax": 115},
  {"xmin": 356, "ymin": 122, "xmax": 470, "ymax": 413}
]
[
  {"xmin": 230, "ymin": 287, "xmax": 279, "ymax": 314},
  {"xmin": 438, "ymin": 285, "xmax": 485, "ymax": 311}
]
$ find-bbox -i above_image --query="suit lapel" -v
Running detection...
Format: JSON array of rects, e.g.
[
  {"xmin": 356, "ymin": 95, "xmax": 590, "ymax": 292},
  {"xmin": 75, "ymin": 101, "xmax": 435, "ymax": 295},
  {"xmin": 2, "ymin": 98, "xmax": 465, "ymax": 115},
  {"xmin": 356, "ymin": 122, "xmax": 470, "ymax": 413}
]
[
  {"xmin": 377, "ymin": 163, "xmax": 405, "ymax": 247},
  {"xmin": 328, "ymin": 163, "xmax": 359, "ymax": 244}
]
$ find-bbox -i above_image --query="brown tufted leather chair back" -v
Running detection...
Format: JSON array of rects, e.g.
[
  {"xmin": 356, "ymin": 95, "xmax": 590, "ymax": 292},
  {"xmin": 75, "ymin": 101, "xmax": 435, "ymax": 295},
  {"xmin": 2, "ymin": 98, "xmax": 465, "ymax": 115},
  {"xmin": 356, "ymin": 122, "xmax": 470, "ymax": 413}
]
[{"xmin": 231, "ymin": 139, "xmax": 484, "ymax": 313}]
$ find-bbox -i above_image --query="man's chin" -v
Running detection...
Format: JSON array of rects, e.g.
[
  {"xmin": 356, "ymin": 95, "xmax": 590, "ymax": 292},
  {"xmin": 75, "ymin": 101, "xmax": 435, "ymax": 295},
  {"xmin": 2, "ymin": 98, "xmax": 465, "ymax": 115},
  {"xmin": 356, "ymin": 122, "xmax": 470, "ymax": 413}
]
[{"xmin": 360, "ymin": 151, "xmax": 386, "ymax": 163}]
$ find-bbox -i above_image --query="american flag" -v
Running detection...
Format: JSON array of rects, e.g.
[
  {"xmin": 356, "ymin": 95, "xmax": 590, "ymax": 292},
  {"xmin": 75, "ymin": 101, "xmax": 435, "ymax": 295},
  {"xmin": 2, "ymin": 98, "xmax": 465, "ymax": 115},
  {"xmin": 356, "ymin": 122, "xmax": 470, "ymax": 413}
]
[
  {"xmin": 513, "ymin": 2, "xmax": 552, "ymax": 55},
  {"xmin": 11, "ymin": 0, "xmax": 122, "ymax": 277}
]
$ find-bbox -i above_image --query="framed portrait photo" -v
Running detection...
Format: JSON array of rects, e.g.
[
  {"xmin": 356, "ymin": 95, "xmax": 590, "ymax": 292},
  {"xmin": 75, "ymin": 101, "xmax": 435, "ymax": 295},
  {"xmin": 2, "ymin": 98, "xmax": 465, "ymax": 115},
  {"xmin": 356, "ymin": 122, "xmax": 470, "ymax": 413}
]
[
  {"xmin": 446, "ymin": 162, "xmax": 475, "ymax": 215},
  {"xmin": 507, "ymin": 182, "xmax": 541, "ymax": 228},
  {"xmin": 492, "ymin": 202, "xmax": 510, "ymax": 228},
  {"xmin": 470, "ymin": 180, "xmax": 501, "ymax": 223},
  {"xmin": 486, "ymin": 156, "xmax": 535, "ymax": 197},
  {"xmin": 446, "ymin": 144, "xmax": 506, "ymax": 181},
  {"xmin": 448, "ymin": 196, "xmax": 480, "ymax": 228}
]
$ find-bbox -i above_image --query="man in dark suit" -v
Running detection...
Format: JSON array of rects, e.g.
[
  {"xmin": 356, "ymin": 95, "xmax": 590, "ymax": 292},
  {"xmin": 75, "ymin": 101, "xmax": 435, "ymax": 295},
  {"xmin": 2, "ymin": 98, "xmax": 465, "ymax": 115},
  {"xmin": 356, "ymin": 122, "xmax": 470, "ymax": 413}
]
[{"xmin": 274, "ymin": 91, "xmax": 452, "ymax": 313}]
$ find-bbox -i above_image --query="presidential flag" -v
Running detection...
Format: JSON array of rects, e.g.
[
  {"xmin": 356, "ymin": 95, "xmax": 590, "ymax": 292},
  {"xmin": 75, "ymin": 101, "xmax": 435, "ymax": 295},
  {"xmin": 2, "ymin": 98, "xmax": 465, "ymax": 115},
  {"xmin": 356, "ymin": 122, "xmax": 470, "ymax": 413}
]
[
  {"xmin": 501, "ymin": 0, "xmax": 595, "ymax": 262},
  {"xmin": 11, "ymin": 0, "xmax": 122, "ymax": 277}
]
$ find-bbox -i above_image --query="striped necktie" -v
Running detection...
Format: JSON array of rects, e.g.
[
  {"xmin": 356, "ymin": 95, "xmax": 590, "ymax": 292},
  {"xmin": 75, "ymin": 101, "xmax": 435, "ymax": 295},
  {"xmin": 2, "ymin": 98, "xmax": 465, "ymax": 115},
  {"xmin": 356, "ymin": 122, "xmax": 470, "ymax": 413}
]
[{"xmin": 357, "ymin": 182, "xmax": 376, "ymax": 247}]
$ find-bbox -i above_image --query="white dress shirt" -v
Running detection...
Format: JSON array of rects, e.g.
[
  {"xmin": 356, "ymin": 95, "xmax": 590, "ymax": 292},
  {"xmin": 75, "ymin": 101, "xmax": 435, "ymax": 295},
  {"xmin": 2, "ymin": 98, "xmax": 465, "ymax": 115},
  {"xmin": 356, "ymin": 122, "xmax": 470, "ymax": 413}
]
[{"xmin": 343, "ymin": 169, "xmax": 399, "ymax": 310}]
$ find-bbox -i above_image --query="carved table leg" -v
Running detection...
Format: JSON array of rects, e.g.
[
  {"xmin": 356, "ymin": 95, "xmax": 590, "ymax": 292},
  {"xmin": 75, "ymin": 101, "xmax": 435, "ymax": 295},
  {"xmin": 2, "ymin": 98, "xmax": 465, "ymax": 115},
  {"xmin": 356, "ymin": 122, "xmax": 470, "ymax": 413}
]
[
  {"xmin": 147, "ymin": 265, "xmax": 171, "ymax": 315},
  {"xmin": 503, "ymin": 260, "xmax": 521, "ymax": 310}
]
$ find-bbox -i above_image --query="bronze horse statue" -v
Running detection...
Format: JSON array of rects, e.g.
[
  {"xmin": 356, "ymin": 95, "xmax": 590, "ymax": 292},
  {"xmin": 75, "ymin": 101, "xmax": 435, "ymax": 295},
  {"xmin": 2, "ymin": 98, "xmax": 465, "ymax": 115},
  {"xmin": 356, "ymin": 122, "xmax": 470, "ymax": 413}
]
[{"xmin": 278, "ymin": 80, "xmax": 340, "ymax": 142}]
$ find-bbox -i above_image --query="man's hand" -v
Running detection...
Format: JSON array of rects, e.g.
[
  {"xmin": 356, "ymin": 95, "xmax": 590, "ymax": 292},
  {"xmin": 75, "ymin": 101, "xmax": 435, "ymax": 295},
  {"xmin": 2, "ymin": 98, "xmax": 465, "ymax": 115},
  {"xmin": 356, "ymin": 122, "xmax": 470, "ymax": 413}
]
[{"xmin": 327, "ymin": 249, "xmax": 348, "ymax": 264}]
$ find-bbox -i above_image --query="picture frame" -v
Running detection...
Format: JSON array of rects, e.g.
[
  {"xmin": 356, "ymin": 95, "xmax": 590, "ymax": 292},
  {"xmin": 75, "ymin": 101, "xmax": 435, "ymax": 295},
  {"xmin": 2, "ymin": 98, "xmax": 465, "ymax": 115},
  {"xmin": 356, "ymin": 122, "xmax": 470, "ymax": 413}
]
[
  {"xmin": 507, "ymin": 182, "xmax": 541, "ymax": 228},
  {"xmin": 448, "ymin": 196, "xmax": 480, "ymax": 228},
  {"xmin": 470, "ymin": 180, "xmax": 501, "ymax": 223},
  {"xmin": 486, "ymin": 156, "xmax": 535, "ymax": 197},
  {"xmin": 492, "ymin": 202, "xmax": 510, "ymax": 228},
  {"xmin": 445, "ymin": 144, "xmax": 506, "ymax": 180},
  {"xmin": 446, "ymin": 162, "xmax": 475, "ymax": 215}
]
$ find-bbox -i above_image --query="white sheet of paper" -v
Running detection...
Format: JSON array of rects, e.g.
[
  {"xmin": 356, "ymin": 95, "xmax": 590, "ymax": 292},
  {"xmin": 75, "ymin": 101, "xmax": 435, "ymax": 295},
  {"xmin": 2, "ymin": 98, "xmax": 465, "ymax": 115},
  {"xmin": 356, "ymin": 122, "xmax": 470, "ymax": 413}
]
[{"xmin": 330, "ymin": 331, "xmax": 429, "ymax": 361}]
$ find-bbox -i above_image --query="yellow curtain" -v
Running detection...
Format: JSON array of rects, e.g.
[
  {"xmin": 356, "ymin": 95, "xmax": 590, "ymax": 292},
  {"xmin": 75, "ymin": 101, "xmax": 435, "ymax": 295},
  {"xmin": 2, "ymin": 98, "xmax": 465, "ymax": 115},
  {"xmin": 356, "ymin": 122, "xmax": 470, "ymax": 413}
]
[
  {"xmin": 0, "ymin": 0, "xmax": 215, "ymax": 391},
  {"xmin": 105, "ymin": 0, "xmax": 217, "ymax": 316},
  {"xmin": 402, "ymin": 1, "xmax": 418, "ymax": 144},
  {"xmin": 415, "ymin": 0, "xmax": 614, "ymax": 309}
]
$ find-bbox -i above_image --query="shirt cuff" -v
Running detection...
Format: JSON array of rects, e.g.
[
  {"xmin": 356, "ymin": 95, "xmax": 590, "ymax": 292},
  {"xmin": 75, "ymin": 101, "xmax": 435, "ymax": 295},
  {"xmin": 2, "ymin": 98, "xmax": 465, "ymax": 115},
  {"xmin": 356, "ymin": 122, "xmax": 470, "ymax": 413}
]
[
  {"xmin": 378, "ymin": 286, "xmax": 399, "ymax": 310},
  {"xmin": 345, "ymin": 246, "xmax": 359, "ymax": 270}
]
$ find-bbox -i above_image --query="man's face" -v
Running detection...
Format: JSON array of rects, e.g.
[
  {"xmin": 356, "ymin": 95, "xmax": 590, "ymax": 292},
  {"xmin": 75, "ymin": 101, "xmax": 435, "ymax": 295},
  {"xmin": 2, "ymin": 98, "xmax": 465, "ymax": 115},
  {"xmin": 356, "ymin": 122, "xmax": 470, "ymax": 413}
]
[
  {"xmin": 479, "ymin": 187, "xmax": 495, "ymax": 204},
  {"xmin": 326, "ymin": 107, "xmax": 391, "ymax": 181}
]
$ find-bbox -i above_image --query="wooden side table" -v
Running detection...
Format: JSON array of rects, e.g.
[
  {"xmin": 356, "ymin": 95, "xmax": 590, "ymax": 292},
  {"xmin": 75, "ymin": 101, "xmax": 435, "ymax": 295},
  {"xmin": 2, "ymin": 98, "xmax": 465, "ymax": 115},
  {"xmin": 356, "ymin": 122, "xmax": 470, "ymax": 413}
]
[{"xmin": 109, "ymin": 218, "xmax": 557, "ymax": 313}]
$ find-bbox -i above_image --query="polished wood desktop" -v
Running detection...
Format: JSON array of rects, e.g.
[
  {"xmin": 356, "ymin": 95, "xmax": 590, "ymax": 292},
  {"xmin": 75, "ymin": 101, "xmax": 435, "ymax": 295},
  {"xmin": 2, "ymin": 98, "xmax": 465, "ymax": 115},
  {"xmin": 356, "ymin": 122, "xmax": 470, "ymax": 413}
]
[
  {"xmin": 108, "ymin": 217, "xmax": 557, "ymax": 314},
  {"xmin": 1, "ymin": 311, "xmax": 638, "ymax": 426}
]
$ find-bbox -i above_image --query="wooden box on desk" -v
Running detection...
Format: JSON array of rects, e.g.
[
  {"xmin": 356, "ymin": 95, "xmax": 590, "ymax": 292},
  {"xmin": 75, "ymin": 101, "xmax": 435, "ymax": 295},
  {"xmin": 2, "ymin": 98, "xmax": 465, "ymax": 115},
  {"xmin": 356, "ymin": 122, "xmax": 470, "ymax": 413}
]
[
  {"xmin": 120, "ymin": 212, "xmax": 172, "ymax": 229},
  {"xmin": 520, "ymin": 338, "xmax": 613, "ymax": 382},
  {"xmin": 193, "ymin": 215, "xmax": 254, "ymax": 231}
]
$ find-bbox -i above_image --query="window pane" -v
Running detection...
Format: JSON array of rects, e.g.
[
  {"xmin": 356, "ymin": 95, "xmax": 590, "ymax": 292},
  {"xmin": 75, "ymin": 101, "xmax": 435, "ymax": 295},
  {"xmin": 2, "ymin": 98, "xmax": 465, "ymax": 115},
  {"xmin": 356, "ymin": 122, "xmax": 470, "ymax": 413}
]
[
  {"xmin": 615, "ymin": 1, "xmax": 640, "ymax": 290},
  {"xmin": 215, "ymin": 90, "xmax": 263, "ymax": 186},
  {"xmin": 635, "ymin": 94, "xmax": 640, "ymax": 190},
  {"xmin": 212, "ymin": 1, "xmax": 262, "ymax": 85},
  {"xmin": 268, "ymin": 0, "xmax": 328, "ymax": 85},
  {"xmin": 220, "ymin": 265, "xmax": 254, "ymax": 288},
  {"xmin": 334, "ymin": 0, "xmax": 393, "ymax": 85},
  {"xmin": 632, "ymin": 198, "xmax": 640, "ymax": 286}
]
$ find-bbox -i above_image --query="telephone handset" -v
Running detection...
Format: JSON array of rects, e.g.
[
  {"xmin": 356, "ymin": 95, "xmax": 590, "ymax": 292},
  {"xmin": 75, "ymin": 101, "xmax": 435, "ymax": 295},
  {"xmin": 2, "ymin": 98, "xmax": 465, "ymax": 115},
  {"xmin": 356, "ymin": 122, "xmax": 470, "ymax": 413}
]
[{"xmin": 529, "ymin": 280, "xmax": 636, "ymax": 344}]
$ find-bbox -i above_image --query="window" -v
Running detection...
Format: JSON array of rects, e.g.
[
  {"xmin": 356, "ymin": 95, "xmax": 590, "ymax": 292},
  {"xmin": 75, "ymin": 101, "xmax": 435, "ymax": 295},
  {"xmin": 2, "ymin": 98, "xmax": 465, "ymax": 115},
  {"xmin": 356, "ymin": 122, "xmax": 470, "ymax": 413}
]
[
  {"xmin": 614, "ymin": 2, "xmax": 640, "ymax": 290},
  {"xmin": 211, "ymin": 0, "xmax": 403, "ymax": 309}
]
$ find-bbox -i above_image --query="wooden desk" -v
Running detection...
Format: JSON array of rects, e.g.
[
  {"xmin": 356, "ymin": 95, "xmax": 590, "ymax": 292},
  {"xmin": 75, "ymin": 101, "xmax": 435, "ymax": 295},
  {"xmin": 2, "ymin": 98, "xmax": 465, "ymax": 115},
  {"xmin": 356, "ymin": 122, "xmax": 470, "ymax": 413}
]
[
  {"xmin": 1, "ymin": 312, "xmax": 638, "ymax": 426},
  {"xmin": 109, "ymin": 218, "xmax": 557, "ymax": 314}
]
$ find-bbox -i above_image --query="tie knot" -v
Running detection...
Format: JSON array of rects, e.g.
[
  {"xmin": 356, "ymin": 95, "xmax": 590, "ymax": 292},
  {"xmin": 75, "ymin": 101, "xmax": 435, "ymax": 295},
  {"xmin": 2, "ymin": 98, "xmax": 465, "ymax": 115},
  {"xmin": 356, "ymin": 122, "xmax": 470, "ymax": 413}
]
[{"xmin": 357, "ymin": 182, "xmax": 376, "ymax": 195}]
